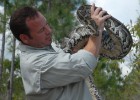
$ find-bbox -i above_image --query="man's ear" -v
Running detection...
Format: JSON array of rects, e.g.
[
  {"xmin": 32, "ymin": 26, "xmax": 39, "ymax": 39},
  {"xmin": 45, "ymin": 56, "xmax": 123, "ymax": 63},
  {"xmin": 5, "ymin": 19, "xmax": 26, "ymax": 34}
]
[{"xmin": 19, "ymin": 34, "xmax": 30, "ymax": 44}]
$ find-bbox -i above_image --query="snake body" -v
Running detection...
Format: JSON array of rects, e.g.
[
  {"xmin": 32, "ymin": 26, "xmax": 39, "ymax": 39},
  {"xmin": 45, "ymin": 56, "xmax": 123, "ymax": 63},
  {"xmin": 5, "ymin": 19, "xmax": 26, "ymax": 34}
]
[
  {"xmin": 59, "ymin": 5, "xmax": 133, "ymax": 100},
  {"xmin": 61, "ymin": 5, "xmax": 133, "ymax": 60}
]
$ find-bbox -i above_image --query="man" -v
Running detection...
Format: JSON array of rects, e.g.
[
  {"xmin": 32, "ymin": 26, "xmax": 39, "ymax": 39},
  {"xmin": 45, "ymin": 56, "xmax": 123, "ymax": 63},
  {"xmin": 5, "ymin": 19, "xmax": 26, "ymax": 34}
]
[{"xmin": 9, "ymin": 3, "xmax": 111, "ymax": 100}]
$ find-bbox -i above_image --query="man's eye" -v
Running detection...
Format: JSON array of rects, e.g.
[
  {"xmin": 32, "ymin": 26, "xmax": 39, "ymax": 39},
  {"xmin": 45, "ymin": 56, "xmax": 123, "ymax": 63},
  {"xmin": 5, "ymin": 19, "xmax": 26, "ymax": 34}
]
[
  {"xmin": 46, "ymin": 23, "xmax": 49, "ymax": 27},
  {"xmin": 42, "ymin": 28, "xmax": 45, "ymax": 32},
  {"xmin": 39, "ymin": 28, "xmax": 45, "ymax": 33}
]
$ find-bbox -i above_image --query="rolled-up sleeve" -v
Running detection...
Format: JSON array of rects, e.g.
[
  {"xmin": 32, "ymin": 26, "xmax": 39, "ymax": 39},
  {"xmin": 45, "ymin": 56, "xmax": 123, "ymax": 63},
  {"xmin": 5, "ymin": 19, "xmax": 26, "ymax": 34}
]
[{"xmin": 40, "ymin": 49, "xmax": 98, "ymax": 88}]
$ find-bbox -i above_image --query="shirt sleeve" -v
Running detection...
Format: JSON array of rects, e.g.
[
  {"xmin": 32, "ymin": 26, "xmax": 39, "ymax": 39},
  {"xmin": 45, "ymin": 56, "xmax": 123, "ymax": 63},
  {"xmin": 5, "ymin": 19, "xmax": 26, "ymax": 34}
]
[{"xmin": 40, "ymin": 49, "xmax": 98, "ymax": 88}]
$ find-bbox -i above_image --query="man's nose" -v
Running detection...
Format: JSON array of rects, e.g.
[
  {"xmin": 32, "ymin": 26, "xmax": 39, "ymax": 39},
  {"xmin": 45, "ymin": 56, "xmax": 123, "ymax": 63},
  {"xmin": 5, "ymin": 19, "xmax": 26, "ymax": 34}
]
[{"xmin": 45, "ymin": 26, "xmax": 52, "ymax": 35}]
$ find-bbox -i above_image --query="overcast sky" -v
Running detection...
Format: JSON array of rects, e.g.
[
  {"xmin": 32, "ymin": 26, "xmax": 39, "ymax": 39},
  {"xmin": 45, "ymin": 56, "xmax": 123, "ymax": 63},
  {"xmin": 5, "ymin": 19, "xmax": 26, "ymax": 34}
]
[
  {"xmin": 87, "ymin": 0, "xmax": 140, "ymax": 25},
  {"xmin": 87, "ymin": 0, "xmax": 140, "ymax": 75},
  {"xmin": 0, "ymin": 0, "xmax": 139, "ymax": 75},
  {"xmin": 0, "ymin": 0, "xmax": 139, "ymax": 25}
]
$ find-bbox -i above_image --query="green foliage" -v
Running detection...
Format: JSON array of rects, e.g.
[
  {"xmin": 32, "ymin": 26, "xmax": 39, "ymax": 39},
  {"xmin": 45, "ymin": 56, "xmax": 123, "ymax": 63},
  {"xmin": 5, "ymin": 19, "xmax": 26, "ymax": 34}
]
[
  {"xmin": 93, "ymin": 58, "xmax": 124, "ymax": 100},
  {"xmin": 0, "ymin": 59, "xmax": 9, "ymax": 94},
  {"xmin": 120, "ymin": 21, "xmax": 140, "ymax": 99},
  {"xmin": 134, "ymin": 17, "xmax": 140, "ymax": 38},
  {"xmin": 37, "ymin": 0, "xmax": 86, "ymax": 41},
  {"xmin": 0, "ymin": 0, "xmax": 87, "ymax": 99},
  {"xmin": 0, "ymin": 0, "xmax": 139, "ymax": 100},
  {"xmin": 0, "ymin": 57, "xmax": 25, "ymax": 100},
  {"xmin": 0, "ymin": 13, "xmax": 4, "ymax": 33},
  {"xmin": 12, "ymin": 77, "xmax": 25, "ymax": 100},
  {"xmin": 121, "ymin": 69, "xmax": 140, "ymax": 100},
  {"xmin": 92, "ymin": 9, "xmax": 140, "ymax": 99}
]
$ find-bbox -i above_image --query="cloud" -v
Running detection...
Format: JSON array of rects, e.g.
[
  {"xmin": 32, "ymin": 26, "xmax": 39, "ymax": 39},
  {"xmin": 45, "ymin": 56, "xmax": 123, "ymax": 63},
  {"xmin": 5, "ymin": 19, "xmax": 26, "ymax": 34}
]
[
  {"xmin": 87, "ymin": 0, "xmax": 140, "ymax": 24},
  {"xmin": 0, "ymin": 6, "xmax": 4, "ymax": 14},
  {"xmin": 86, "ymin": 0, "xmax": 139, "ymax": 76}
]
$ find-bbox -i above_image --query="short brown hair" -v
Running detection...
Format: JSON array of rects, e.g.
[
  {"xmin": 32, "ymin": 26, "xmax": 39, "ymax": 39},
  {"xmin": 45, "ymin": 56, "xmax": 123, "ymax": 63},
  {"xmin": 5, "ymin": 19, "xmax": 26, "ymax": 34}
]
[{"xmin": 9, "ymin": 6, "xmax": 38, "ymax": 41}]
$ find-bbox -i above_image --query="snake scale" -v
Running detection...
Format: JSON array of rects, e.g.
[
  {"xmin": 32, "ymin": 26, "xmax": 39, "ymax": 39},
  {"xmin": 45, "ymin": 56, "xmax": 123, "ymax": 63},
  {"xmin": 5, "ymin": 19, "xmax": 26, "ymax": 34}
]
[
  {"xmin": 59, "ymin": 5, "xmax": 133, "ymax": 100},
  {"xmin": 61, "ymin": 5, "xmax": 133, "ymax": 60}
]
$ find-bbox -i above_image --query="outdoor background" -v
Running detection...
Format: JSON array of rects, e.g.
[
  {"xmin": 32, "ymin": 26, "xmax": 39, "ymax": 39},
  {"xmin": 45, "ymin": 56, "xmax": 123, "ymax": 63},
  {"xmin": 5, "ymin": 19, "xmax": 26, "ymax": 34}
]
[{"xmin": 0, "ymin": 0, "xmax": 140, "ymax": 100}]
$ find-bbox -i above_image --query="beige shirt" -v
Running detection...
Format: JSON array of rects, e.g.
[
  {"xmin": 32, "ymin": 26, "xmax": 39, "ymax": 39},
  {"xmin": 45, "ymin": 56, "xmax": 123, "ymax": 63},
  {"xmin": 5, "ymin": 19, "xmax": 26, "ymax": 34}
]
[{"xmin": 19, "ymin": 43, "xmax": 98, "ymax": 100}]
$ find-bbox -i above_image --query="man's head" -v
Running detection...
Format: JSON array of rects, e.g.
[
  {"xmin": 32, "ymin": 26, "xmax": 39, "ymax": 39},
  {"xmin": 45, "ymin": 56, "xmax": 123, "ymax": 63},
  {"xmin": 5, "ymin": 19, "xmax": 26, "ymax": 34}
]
[{"xmin": 9, "ymin": 6, "xmax": 52, "ymax": 48}]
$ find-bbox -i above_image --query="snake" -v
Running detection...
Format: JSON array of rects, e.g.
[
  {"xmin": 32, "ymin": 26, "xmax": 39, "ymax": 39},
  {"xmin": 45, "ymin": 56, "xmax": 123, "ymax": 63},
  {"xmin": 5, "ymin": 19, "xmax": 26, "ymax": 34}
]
[
  {"xmin": 59, "ymin": 5, "xmax": 133, "ymax": 100},
  {"xmin": 61, "ymin": 5, "xmax": 133, "ymax": 60}
]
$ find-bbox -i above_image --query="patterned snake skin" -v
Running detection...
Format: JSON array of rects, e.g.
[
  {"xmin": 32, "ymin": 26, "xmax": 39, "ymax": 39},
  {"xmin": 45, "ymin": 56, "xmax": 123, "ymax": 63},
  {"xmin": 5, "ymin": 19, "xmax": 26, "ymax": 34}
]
[
  {"xmin": 59, "ymin": 5, "xmax": 133, "ymax": 100},
  {"xmin": 61, "ymin": 5, "xmax": 133, "ymax": 60}
]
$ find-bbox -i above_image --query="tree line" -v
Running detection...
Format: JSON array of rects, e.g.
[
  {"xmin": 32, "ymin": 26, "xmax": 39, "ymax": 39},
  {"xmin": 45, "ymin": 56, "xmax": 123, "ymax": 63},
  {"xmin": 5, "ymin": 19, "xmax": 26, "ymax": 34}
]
[{"xmin": 0, "ymin": 0, "xmax": 140, "ymax": 100}]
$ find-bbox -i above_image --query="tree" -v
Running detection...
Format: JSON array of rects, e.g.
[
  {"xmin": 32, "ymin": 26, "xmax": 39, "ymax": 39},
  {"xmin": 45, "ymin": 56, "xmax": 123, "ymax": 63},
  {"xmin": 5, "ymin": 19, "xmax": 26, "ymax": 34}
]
[
  {"xmin": 0, "ymin": 0, "xmax": 87, "ymax": 99},
  {"xmin": 37, "ymin": 0, "xmax": 86, "ymax": 41},
  {"xmin": 0, "ymin": 0, "xmax": 6, "ymax": 81},
  {"xmin": 92, "ymin": 10, "xmax": 140, "ymax": 100},
  {"xmin": 93, "ymin": 58, "xmax": 124, "ymax": 100},
  {"xmin": 120, "ymin": 16, "xmax": 140, "ymax": 100}
]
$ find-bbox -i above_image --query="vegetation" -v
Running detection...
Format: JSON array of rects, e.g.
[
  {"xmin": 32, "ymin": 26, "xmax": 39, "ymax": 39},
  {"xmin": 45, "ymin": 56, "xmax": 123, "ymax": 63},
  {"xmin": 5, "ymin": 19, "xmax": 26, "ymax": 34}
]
[{"xmin": 0, "ymin": 0, "xmax": 140, "ymax": 100}]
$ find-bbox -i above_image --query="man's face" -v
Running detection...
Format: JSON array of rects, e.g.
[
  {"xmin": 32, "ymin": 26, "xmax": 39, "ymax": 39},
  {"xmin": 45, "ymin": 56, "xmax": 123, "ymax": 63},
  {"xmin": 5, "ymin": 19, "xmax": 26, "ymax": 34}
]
[{"xmin": 25, "ymin": 12, "xmax": 52, "ymax": 48}]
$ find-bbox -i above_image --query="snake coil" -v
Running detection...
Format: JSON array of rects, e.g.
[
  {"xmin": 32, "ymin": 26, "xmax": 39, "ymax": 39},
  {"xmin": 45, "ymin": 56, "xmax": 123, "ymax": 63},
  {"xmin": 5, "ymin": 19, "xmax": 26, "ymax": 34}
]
[
  {"xmin": 60, "ymin": 5, "xmax": 133, "ymax": 60},
  {"xmin": 59, "ymin": 5, "xmax": 133, "ymax": 100}
]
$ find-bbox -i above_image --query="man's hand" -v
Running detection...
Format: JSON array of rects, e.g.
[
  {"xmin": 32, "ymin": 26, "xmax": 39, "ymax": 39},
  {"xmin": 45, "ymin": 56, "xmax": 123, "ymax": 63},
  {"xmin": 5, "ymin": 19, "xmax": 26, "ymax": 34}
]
[
  {"xmin": 84, "ymin": 3, "xmax": 111, "ymax": 57},
  {"xmin": 90, "ymin": 3, "xmax": 111, "ymax": 32}
]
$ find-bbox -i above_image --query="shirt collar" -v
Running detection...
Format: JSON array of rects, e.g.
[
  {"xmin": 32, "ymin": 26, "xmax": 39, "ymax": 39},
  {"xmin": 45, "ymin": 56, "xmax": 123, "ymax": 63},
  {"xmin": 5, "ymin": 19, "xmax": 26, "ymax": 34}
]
[{"xmin": 18, "ymin": 42, "xmax": 55, "ymax": 52}]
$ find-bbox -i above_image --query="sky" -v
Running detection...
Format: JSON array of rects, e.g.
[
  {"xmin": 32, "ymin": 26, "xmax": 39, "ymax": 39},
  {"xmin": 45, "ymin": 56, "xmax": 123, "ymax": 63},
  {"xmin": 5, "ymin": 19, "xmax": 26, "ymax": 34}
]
[
  {"xmin": 0, "ymin": 0, "xmax": 140, "ymax": 76},
  {"xmin": 87, "ymin": 0, "xmax": 140, "ymax": 76},
  {"xmin": 87, "ymin": 0, "xmax": 140, "ymax": 25}
]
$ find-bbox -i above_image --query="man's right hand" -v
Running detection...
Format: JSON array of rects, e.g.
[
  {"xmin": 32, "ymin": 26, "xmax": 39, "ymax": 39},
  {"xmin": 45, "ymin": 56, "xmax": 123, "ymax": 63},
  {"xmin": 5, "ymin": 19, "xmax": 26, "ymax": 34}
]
[{"xmin": 84, "ymin": 3, "xmax": 111, "ymax": 57}]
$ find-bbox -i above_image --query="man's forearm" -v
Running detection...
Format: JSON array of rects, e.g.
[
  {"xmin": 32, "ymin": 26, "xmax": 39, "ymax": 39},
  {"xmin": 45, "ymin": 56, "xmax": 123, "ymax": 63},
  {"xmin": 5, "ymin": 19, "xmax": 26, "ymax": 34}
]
[{"xmin": 83, "ymin": 30, "xmax": 102, "ymax": 57}]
